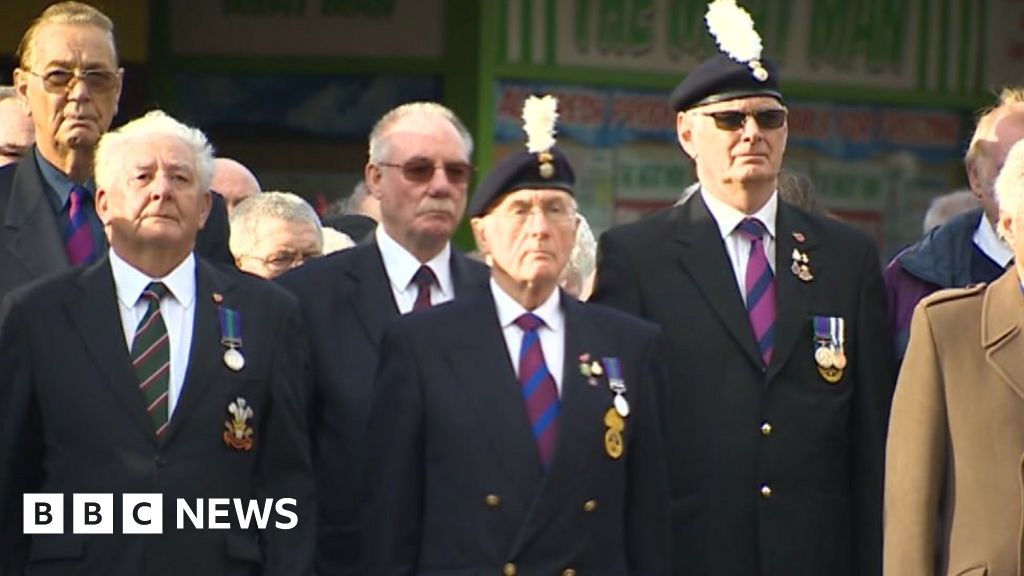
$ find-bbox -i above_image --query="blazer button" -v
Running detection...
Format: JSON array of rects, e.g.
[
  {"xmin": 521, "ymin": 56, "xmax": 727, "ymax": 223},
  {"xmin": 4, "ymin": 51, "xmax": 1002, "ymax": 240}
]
[
  {"xmin": 760, "ymin": 422, "xmax": 772, "ymax": 436},
  {"xmin": 760, "ymin": 484, "xmax": 772, "ymax": 498},
  {"xmin": 583, "ymin": 499, "xmax": 597, "ymax": 512},
  {"xmin": 503, "ymin": 562, "xmax": 517, "ymax": 576},
  {"xmin": 563, "ymin": 569, "xmax": 577, "ymax": 576},
  {"xmin": 485, "ymin": 494, "xmax": 501, "ymax": 507}
]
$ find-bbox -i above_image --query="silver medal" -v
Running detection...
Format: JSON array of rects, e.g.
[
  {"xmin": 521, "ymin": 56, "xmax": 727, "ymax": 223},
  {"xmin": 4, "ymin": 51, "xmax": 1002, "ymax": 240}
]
[
  {"xmin": 614, "ymin": 393, "xmax": 630, "ymax": 418},
  {"xmin": 224, "ymin": 347, "xmax": 245, "ymax": 371}
]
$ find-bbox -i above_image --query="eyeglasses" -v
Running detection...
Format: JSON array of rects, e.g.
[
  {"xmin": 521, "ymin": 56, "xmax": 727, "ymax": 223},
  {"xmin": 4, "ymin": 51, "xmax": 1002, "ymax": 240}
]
[
  {"xmin": 241, "ymin": 250, "xmax": 321, "ymax": 273},
  {"xmin": 490, "ymin": 202, "xmax": 578, "ymax": 227},
  {"xmin": 700, "ymin": 109, "xmax": 788, "ymax": 131},
  {"xmin": 22, "ymin": 67, "xmax": 120, "ymax": 94},
  {"xmin": 377, "ymin": 159, "xmax": 475, "ymax": 185}
]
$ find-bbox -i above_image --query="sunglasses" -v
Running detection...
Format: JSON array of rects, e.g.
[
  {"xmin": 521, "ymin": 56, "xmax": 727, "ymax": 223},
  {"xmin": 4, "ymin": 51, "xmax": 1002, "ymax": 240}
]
[
  {"xmin": 700, "ymin": 109, "xmax": 788, "ymax": 131},
  {"xmin": 23, "ymin": 68, "xmax": 120, "ymax": 94},
  {"xmin": 378, "ymin": 159, "xmax": 475, "ymax": 185}
]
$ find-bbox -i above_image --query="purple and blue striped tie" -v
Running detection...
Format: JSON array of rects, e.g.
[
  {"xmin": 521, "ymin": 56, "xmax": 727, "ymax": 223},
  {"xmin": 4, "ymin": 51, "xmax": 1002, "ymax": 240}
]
[
  {"xmin": 64, "ymin": 184, "xmax": 97, "ymax": 265},
  {"xmin": 737, "ymin": 218, "xmax": 776, "ymax": 366},
  {"xmin": 515, "ymin": 313, "xmax": 560, "ymax": 469}
]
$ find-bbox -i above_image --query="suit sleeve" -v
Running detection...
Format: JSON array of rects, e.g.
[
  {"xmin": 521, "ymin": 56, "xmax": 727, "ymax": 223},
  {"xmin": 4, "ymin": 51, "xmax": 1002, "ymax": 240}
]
[
  {"xmin": 0, "ymin": 295, "xmax": 43, "ymax": 576},
  {"xmin": 851, "ymin": 238, "xmax": 897, "ymax": 576},
  {"xmin": 360, "ymin": 324, "xmax": 424, "ymax": 576},
  {"xmin": 258, "ymin": 297, "xmax": 315, "ymax": 575},
  {"xmin": 626, "ymin": 328, "xmax": 671, "ymax": 576},
  {"xmin": 591, "ymin": 230, "xmax": 644, "ymax": 316},
  {"xmin": 883, "ymin": 302, "xmax": 946, "ymax": 575}
]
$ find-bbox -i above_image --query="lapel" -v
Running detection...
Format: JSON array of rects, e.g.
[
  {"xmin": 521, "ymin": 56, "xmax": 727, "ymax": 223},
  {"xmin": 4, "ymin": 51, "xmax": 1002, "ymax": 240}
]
[
  {"xmin": 446, "ymin": 287, "xmax": 544, "ymax": 493},
  {"xmin": 982, "ymin": 271, "xmax": 1024, "ymax": 400},
  {"xmin": 160, "ymin": 258, "xmax": 235, "ymax": 445},
  {"xmin": 3, "ymin": 156, "xmax": 68, "ymax": 278},
  {"xmin": 66, "ymin": 257, "xmax": 154, "ymax": 439},
  {"xmin": 766, "ymin": 203, "xmax": 819, "ymax": 379},
  {"xmin": 348, "ymin": 243, "xmax": 400, "ymax": 350},
  {"xmin": 671, "ymin": 194, "xmax": 763, "ymax": 368},
  {"xmin": 509, "ymin": 294, "xmax": 608, "ymax": 555}
]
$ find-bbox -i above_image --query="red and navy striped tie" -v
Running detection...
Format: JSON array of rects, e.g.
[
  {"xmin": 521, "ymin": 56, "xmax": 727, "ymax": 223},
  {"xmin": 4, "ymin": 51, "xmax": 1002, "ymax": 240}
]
[
  {"xmin": 515, "ymin": 313, "xmax": 559, "ymax": 469},
  {"xmin": 132, "ymin": 282, "xmax": 171, "ymax": 436},
  {"xmin": 64, "ymin": 184, "xmax": 97, "ymax": 265},
  {"xmin": 411, "ymin": 265, "xmax": 436, "ymax": 312},
  {"xmin": 737, "ymin": 218, "xmax": 776, "ymax": 366}
]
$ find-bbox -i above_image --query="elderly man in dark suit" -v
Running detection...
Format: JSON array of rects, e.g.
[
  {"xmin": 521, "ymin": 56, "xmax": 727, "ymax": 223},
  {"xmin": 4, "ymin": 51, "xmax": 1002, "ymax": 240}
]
[
  {"xmin": 0, "ymin": 2, "xmax": 231, "ymax": 311},
  {"xmin": 590, "ymin": 3, "xmax": 895, "ymax": 575},
  {"xmin": 276, "ymin": 101, "xmax": 489, "ymax": 575},
  {"xmin": 0, "ymin": 111, "xmax": 313, "ymax": 576},
  {"xmin": 361, "ymin": 96, "xmax": 670, "ymax": 576}
]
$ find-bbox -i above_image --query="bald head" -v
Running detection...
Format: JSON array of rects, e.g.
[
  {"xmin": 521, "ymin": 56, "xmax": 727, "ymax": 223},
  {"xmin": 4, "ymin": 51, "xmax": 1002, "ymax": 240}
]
[
  {"xmin": 211, "ymin": 157, "xmax": 261, "ymax": 213},
  {"xmin": 0, "ymin": 86, "xmax": 34, "ymax": 167}
]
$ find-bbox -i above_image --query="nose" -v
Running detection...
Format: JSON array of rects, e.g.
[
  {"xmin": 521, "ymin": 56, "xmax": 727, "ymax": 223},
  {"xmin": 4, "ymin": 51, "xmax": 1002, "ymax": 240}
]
[
  {"xmin": 525, "ymin": 208, "xmax": 553, "ymax": 236},
  {"xmin": 150, "ymin": 173, "xmax": 174, "ymax": 200},
  {"xmin": 740, "ymin": 114, "xmax": 763, "ymax": 141},
  {"xmin": 65, "ymin": 73, "xmax": 92, "ymax": 101},
  {"xmin": 427, "ymin": 163, "xmax": 453, "ymax": 196}
]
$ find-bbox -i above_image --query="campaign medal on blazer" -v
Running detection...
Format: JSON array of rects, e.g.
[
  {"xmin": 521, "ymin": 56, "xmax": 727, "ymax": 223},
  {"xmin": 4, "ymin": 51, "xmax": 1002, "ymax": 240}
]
[
  {"xmin": 579, "ymin": 353, "xmax": 603, "ymax": 386},
  {"xmin": 223, "ymin": 397, "xmax": 255, "ymax": 451},
  {"xmin": 813, "ymin": 316, "xmax": 846, "ymax": 383},
  {"xmin": 790, "ymin": 248, "xmax": 813, "ymax": 282},
  {"xmin": 602, "ymin": 357, "xmax": 628, "ymax": 459},
  {"xmin": 218, "ymin": 301, "xmax": 246, "ymax": 371}
]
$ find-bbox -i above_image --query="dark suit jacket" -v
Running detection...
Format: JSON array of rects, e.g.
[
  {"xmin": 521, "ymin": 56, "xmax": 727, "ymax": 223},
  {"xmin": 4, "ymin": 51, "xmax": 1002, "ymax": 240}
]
[
  {"xmin": 275, "ymin": 241, "xmax": 489, "ymax": 576},
  {"xmin": 591, "ymin": 193, "xmax": 895, "ymax": 576},
  {"xmin": 321, "ymin": 213, "xmax": 377, "ymax": 243},
  {"xmin": 0, "ymin": 257, "xmax": 314, "ymax": 576},
  {"xmin": 361, "ymin": 286, "xmax": 670, "ymax": 575},
  {"xmin": 0, "ymin": 156, "xmax": 234, "ymax": 311}
]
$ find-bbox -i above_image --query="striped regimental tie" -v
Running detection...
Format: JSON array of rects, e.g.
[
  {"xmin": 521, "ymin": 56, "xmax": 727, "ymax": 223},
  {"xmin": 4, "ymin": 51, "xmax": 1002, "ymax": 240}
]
[
  {"xmin": 515, "ymin": 313, "xmax": 560, "ymax": 469},
  {"xmin": 411, "ymin": 265, "xmax": 437, "ymax": 312},
  {"xmin": 132, "ymin": 282, "xmax": 171, "ymax": 436},
  {"xmin": 737, "ymin": 218, "xmax": 777, "ymax": 366},
  {"xmin": 64, "ymin": 184, "xmax": 97, "ymax": 265}
]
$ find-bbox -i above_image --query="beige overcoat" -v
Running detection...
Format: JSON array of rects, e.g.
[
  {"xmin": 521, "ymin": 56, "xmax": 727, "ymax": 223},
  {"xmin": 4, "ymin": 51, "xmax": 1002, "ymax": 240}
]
[{"xmin": 885, "ymin": 269, "xmax": 1024, "ymax": 576}]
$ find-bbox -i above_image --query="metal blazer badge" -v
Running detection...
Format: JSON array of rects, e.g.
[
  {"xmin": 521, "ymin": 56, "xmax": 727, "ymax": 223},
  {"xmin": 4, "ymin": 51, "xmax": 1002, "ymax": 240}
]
[{"xmin": 812, "ymin": 316, "xmax": 846, "ymax": 383}]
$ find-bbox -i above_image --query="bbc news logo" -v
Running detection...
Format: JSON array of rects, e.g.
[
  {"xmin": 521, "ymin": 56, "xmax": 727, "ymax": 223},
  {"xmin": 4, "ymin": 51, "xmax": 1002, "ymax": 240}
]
[{"xmin": 24, "ymin": 494, "xmax": 298, "ymax": 534}]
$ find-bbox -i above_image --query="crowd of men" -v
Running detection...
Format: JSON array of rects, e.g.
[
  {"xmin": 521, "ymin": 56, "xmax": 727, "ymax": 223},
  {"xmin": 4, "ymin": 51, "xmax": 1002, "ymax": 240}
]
[{"xmin": 2, "ymin": 1, "xmax": 1024, "ymax": 576}]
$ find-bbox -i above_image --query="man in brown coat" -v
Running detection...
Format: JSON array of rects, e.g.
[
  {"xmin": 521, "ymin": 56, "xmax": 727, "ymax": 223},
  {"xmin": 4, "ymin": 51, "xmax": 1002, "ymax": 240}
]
[{"xmin": 885, "ymin": 137, "xmax": 1024, "ymax": 575}]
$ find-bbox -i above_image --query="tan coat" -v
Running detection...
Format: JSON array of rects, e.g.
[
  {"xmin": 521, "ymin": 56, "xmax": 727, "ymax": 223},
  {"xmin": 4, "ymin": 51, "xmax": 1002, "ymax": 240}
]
[{"xmin": 885, "ymin": 270, "xmax": 1024, "ymax": 576}]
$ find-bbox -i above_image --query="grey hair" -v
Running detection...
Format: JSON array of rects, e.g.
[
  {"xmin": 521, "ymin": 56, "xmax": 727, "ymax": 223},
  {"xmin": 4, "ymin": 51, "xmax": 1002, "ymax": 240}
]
[
  {"xmin": 18, "ymin": 1, "xmax": 117, "ymax": 68},
  {"xmin": 965, "ymin": 87, "xmax": 1024, "ymax": 178},
  {"xmin": 995, "ymin": 139, "xmax": 1024, "ymax": 223},
  {"xmin": 922, "ymin": 189, "xmax": 979, "ymax": 234},
  {"xmin": 343, "ymin": 179, "xmax": 371, "ymax": 214},
  {"xmin": 560, "ymin": 210, "xmax": 596, "ymax": 296},
  {"xmin": 367, "ymin": 101, "xmax": 473, "ymax": 163},
  {"xmin": 0, "ymin": 85, "xmax": 17, "ymax": 102},
  {"xmin": 229, "ymin": 191, "xmax": 323, "ymax": 257},
  {"xmin": 95, "ymin": 110, "xmax": 215, "ymax": 194}
]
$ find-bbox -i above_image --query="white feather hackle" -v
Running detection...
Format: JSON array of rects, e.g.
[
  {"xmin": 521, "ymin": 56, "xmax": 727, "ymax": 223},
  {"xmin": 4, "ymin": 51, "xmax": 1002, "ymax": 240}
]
[
  {"xmin": 522, "ymin": 95, "xmax": 558, "ymax": 154},
  {"xmin": 705, "ymin": 0, "xmax": 763, "ymax": 64}
]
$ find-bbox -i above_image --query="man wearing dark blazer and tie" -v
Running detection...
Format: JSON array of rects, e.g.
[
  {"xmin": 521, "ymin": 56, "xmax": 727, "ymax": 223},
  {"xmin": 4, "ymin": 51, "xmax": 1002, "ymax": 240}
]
[
  {"xmin": 0, "ymin": 111, "xmax": 313, "ymax": 576},
  {"xmin": 361, "ymin": 96, "xmax": 670, "ymax": 576},
  {"xmin": 590, "ymin": 4, "xmax": 895, "ymax": 576},
  {"xmin": 276, "ymin": 101, "xmax": 489, "ymax": 575},
  {"xmin": 0, "ymin": 2, "xmax": 231, "ymax": 312}
]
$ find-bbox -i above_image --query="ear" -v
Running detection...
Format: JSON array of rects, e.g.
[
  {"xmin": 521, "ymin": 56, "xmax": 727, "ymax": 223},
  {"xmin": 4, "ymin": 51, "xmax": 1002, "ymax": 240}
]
[
  {"xmin": 677, "ymin": 112, "xmax": 698, "ymax": 159},
  {"xmin": 197, "ymin": 190, "xmax": 212, "ymax": 230},
  {"xmin": 470, "ymin": 216, "xmax": 489, "ymax": 255},
  {"xmin": 966, "ymin": 154, "xmax": 987, "ymax": 201},
  {"xmin": 998, "ymin": 208, "xmax": 1015, "ymax": 246},
  {"xmin": 12, "ymin": 69, "xmax": 30, "ymax": 115},
  {"xmin": 112, "ymin": 68, "xmax": 125, "ymax": 116},
  {"xmin": 94, "ymin": 187, "xmax": 112, "ymax": 225},
  {"xmin": 364, "ymin": 163, "xmax": 384, "ymax": 199}
]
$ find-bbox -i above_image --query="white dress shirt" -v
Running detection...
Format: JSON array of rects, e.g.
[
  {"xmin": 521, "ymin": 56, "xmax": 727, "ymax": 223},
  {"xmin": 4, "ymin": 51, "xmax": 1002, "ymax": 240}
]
[
  {"xmin": 491, "ymin": 278, "xmax": 566, "ymax": 395},
  {"xmin": 110, "ymin": 249, "xmax": 196, "ymax": 416},
  {"xmin": 700, "ymin": 187, "xmax": 779, "ymax": 305},
  {"xmin": 375, "ymin": 226, "xmax": 454, "ymax": 314},
  {"xmin": 973, "ymin": 213, "xmax": 1014, "ymax": 268}
]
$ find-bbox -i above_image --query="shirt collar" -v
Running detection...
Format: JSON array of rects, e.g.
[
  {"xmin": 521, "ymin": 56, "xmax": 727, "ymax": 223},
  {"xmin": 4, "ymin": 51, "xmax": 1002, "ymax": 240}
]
[
  {"xmin": 700, "ymin": 186, "xmax": 778, "ymax": 240},
  {"xmin": 973, "ymin": 214, "xmax": 1014, "ymax": 267},
  {"xmin": 33, "ymin": 146, "xmax": 95, "ymax": 210},
  {"xmin": 490, "ymin": 277, "xmax": 564, "ymax": 333},
  {"xmin": 110, "ymin": 249, "xmax": 197, "ymax": 309},
  {"xmin": 375, "ymin": 225, "xmax": 453, "ymax": 298}
]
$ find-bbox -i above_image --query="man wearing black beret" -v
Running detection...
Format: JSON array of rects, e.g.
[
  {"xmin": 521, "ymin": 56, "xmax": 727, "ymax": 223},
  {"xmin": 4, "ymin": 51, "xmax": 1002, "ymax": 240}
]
[
  {"xmin": 590, "ymin": 1, "xmax": 895, "ymax": 575},
  {"xmin": 361, "ymin": 96, "xmax": 670, "ymax": 575}
]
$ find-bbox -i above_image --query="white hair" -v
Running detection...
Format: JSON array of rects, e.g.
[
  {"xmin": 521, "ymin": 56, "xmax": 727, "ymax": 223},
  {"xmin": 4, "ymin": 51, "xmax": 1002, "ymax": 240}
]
[
  {"xmin": 995, "ymin": 139, "xmax": 1024, "ymax": 222},
  {"xmin": 367, "ymin": 101, "xmax": 473, "ymax": 163},
  {"xmin": 95, "ymin": 110, "xmax": 214, "ymax": 194},
  {"xmin": 321, "ymin": 227, "xmax": 355, "ymax": 254},
  {"xmin": 922, "ymin": 189, "xmax": 979, "ymax": 234},
  {"xmin": 229, "ymin": 191, "xmax": 322, "ymax": 257}
]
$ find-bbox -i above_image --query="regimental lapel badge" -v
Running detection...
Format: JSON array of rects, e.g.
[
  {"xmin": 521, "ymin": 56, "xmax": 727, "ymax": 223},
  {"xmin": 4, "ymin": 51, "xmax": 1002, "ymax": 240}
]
[
  {"xmin": 792, "ymin": 231, "xmax": 806, "ymax": 243},
  {"xmin": 579, "ymin": 353, "xmax": 599, "ymax": 386},
  {"xmin": 790, "ymin": 248, "xmax": 813, "ymax": 282},
  {"xmin": 812, "ymin": 316, "xmax": 846, "ymax": 384},
  {"xmin": 218, "ymin": 305, "xmax": 246, "ymax": 372},
  {"xmin": 223, "ymin": 397, "xmax": 254, "ymax": 451}
]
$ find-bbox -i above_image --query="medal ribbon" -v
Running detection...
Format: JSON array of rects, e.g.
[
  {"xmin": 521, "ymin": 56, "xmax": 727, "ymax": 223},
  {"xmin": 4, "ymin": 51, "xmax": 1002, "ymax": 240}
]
[
  {"xmin": 219, "ymin": 306, "xmax": 243, "ymax": 349},
  {"xmin": 602, "ymin": 357, "xmax": 625, "ymax": 394}
]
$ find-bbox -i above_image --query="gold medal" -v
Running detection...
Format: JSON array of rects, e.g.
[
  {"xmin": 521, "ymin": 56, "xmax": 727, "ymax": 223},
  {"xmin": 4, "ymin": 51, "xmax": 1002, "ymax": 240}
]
[
  {"xmin": 605, "ymin": 428, "xmax": 624, "ymax": 459},
  {"xmin": 833, "ymin": 350, "xmax": 847, "ymax": 370},
  {"xmin": 604, "ymin": 407, "xmax": 624, "ymax": 431},
  {"xmin": 817, "ymin": 365, "xmax": 843, "ymax": 384}
]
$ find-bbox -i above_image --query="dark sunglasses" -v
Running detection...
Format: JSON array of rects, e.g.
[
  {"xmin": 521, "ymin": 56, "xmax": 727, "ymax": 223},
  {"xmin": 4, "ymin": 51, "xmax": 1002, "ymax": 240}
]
[
  {"xmin": 700, "ymin": 109, "xmax": 788, "ymax": 131},
  {"xmin": 23, "ymin": 68, "xmax": 120, "ymax": 94},
  {"xmin": 378, "ymin": 159, "xmax": 475, "ymax": 185}
]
